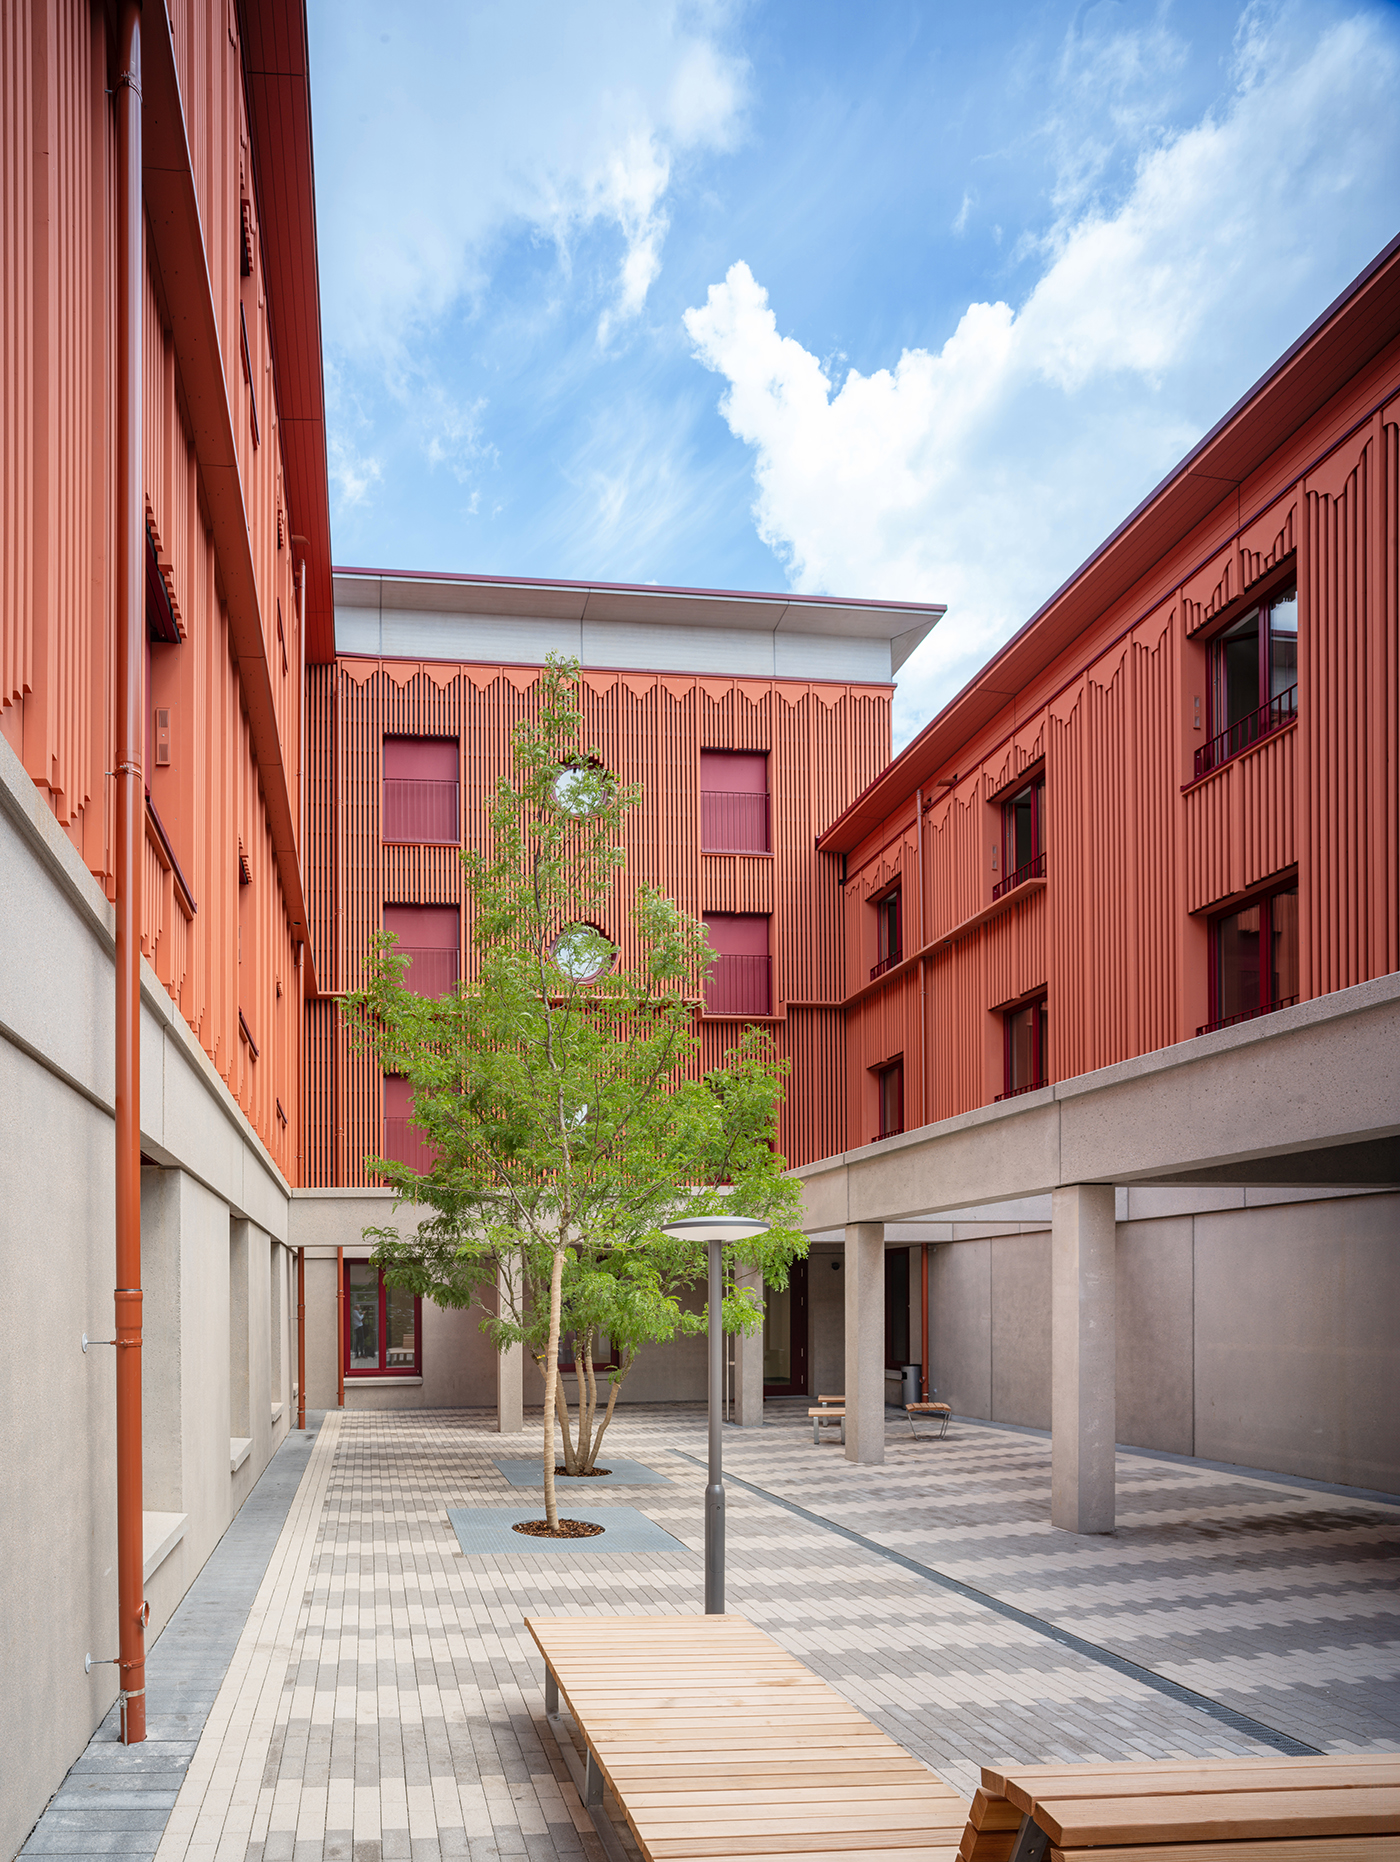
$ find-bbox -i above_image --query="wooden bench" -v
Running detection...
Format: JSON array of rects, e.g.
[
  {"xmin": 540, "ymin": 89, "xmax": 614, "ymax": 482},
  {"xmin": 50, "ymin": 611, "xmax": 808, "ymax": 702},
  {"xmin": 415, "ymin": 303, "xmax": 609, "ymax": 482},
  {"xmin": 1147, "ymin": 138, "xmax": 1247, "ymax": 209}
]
[
  {"xmin": 906, "ymin": 1401, "xmax": 952, "ymax": 1440},
  {"xmin": 809, "ymin": 1406, "xmax": 845, "ymax": 1444},
  {"xmin": 958, "ymin": 1755, "xmax": 1400, "ymax": 1862},
  {"xmin": 527, "ymin": 1612, "xmax": 968, "ymax": 1862}
]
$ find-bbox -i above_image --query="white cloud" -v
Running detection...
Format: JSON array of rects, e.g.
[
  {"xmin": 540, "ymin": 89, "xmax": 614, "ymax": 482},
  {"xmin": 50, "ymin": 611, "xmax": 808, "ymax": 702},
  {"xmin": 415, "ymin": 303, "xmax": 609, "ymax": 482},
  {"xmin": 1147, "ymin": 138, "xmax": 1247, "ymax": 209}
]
[
  {"xmin": 683, "ymin": 6, "xmax": 1400, "ymax": 746},
  {"xmin": 310, "ymin": 0, "xmax": 747, "ymax": 361}
]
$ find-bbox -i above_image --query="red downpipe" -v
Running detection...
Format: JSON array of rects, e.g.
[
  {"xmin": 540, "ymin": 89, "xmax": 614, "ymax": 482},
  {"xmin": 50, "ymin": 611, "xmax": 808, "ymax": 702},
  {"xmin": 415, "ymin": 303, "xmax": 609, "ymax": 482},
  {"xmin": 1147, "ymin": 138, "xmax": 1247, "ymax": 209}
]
[
  {"xmin": 113, "ymin": 0, "xmax": 146, "ymax": 1747},
  {"xmin": 296, "ymin": 1247, "xmax": 307, "ymax": 1431}
]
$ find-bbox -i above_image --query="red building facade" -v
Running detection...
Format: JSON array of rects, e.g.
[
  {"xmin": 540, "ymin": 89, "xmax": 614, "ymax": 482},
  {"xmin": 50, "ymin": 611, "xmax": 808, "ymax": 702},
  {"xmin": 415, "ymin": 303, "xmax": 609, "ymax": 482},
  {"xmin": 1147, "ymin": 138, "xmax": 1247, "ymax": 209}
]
[{"xmin": 821, "ymin": 239, "xmax": 1400, "ymax": 1138}]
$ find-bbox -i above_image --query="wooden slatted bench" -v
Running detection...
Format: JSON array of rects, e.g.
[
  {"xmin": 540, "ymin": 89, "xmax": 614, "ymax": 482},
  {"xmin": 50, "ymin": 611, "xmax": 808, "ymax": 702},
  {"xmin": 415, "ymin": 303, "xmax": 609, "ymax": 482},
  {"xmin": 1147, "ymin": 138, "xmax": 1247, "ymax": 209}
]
[
  {"xmin": 958, "ymin": 1756, "xmax": 1400, "ymax": 1862},
  {"xmin": 906, "ymin": 1403, "xmax": 952, "ymax": 1440},
  {"xmin": 809, "ymin": 1406, "xmax": 846, "ymax": 1444},
  {"xmin": 527, "ymin": 1612, "xmax": 969, "ymax": 1862}
]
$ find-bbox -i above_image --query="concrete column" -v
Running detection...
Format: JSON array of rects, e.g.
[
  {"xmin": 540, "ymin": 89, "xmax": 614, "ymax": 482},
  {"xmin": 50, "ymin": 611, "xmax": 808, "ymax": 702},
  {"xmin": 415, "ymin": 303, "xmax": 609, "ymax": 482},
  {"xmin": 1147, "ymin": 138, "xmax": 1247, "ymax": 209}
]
[
  {"xmin": 844, "ymin": 1223, "xmax": 885, "ymax": 1465},
  {"xmin": 496, "ymin": 1261, "xmax": 524, "ymax": 1433},
  {"xmin": 1051, "ymin": 1183, "xmax": 1117, "ymax": 1533},
  {"xmin": 734, "ymin": 1265, "xmax": 764, "ymax": 1426}
]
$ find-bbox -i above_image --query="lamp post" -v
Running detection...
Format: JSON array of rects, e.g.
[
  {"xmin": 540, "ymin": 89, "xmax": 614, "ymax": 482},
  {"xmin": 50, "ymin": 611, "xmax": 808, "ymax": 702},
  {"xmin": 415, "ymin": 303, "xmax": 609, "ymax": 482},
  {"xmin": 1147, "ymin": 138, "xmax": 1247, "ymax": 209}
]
[{"xmin": 661, "ymin": 1215, "xmax": 770, "ymax": 1614}]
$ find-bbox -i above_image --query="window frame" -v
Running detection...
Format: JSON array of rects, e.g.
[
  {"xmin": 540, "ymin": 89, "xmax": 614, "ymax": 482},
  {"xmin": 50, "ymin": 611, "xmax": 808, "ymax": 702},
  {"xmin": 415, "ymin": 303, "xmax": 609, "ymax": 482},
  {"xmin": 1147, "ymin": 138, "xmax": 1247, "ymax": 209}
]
[
  {"xmin": 998, "ymin": 994, "xmax": 1048, "ymax": 1101},
  {"xmin": 996, "ymin": 776, "xmax": 1045, "ymax": 898},
  {"xmin": 342, "ymin": 1260, "xmax": 422, "ymax": 1379},
  {"xmin": 1202, "ymin": 879, "xmax": 1300, "ymax": 1035},
  {"xmin": 382, "ymin": 736, "xmax": 461, "ymax": 845},
  {"xmin": 1198, "ymin": 583, "xmax": 1298, "ymax": 779},
  {"xmin": 699, "ymin": 750, "xmax": 771, "ymax": 855},
  {"xmin": 558, "ymin": 1331, "xmax": 622, "ymax": 1375},
  {"xmin": 874, "ymin": 1056, "xmax": 904, "ymax": 1141},
  {"xmin": 871, "ymin": 886, "xmax": 902, "ymax": 980}
]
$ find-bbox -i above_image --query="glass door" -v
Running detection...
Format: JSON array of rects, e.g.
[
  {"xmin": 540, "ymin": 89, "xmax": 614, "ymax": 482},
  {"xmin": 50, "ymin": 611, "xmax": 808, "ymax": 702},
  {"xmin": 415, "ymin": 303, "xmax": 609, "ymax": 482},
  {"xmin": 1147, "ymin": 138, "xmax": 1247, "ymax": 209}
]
[{"xmin": 762, "ymin": 1258, "xmax": 808, "ymax": 1395}]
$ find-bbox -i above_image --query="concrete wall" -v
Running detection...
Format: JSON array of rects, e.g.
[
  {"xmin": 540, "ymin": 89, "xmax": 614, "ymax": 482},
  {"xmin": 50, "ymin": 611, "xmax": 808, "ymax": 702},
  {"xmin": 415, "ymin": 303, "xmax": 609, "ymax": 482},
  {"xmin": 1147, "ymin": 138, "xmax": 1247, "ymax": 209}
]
[
  {"xmin": 0, "ymin": 742, "xmax": 293, "ymax": 1861},
  {"xmin": 919, "ymin": 1190, "xmax": 1400, "ymax": 1491}
]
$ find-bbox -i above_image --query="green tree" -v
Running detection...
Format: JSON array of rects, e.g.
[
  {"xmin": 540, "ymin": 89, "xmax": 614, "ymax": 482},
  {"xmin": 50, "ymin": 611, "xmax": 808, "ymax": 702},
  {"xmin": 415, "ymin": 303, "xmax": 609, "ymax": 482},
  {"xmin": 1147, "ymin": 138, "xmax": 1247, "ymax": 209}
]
[{"xmin": 343, "ymin": 658, "xmax": 804, "ymax": 1531}]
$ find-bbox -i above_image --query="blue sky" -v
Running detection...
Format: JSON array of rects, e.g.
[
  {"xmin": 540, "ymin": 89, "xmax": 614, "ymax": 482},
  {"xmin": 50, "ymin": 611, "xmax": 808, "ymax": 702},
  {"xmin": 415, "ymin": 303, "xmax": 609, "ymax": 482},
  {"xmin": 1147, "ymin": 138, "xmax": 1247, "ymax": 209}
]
[{"xmin": 307, "ymin": 0, "xmax": 1400, "ymax": 745}]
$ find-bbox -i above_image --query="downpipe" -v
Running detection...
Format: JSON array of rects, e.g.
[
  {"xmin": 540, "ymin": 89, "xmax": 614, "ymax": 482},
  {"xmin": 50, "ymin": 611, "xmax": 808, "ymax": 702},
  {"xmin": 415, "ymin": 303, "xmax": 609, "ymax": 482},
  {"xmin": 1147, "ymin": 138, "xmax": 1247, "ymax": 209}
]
[{"xmin": 113, "ymin": 0, "xmax": 146, "ymax": 1745}]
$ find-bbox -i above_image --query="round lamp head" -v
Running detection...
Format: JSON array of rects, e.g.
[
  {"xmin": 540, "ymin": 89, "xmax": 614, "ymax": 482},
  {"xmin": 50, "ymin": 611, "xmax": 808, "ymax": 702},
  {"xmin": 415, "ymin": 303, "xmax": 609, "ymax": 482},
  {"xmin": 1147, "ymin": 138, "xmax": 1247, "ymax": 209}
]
[{"xmin": 660, "ymin": 1216, "xmax": 770, "ymax": 1244}]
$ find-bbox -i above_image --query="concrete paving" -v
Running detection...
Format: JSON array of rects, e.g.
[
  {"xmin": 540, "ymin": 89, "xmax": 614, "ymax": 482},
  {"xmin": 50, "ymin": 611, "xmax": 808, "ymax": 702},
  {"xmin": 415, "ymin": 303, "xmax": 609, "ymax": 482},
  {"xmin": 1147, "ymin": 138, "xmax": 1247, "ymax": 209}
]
[{"xmin": 19, "ymin": 1402, "xmax": 1398, "ymax": 1862}]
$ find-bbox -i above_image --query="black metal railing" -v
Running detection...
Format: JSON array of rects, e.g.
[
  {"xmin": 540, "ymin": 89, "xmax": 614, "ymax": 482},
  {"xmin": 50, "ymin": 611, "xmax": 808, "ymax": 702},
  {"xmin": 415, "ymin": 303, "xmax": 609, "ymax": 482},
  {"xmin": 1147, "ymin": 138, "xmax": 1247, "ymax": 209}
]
[
  {"xmin": 1195, "ymin": 685, "xmax": 1296, "ymax": 780},
  {"xmin": 1197, "ymin": 994, "xmax": 1298, "ymax": 1037},
  {"xmin": 992, "ymin": 848, "xmax": 1046, "ymax": 902},
  {"xmin": 994, "ymin": 1077, "xmax": 1048, "ymax": 1103},
  {"xmin": 870, "ymin": 948, "xmax": 903, "ymax": 981}
]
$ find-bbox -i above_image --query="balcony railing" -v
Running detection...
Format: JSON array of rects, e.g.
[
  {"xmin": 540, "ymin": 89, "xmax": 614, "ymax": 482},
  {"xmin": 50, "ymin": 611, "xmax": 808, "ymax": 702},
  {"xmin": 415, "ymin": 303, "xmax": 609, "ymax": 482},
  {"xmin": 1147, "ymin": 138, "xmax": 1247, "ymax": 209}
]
[
  {"xmin": 383, "ymin": 777, "xmax": 459, "ymax": 843},
  {"xmin": 992, "ymin": 848, "xmax": 1046, "ymax": 902},
  {"xmin": 870, "ymin": 948, "xmax": 903, "ymax": 981},
  {"xmin": 701, "ymin": 790, "xmax": 771, "ymax": 854},
  {"xmin": 705, "ymin": 953, "xmax": 772, "ymax": 1017},
  {"xmin": 1194, "ymin": 685, "xmax": 1297, "ymax": 780},
  {"xmin": 383, "ymin": 1118, "xmax": 435, "ymax": 1173},
  {"xmin": 1197, "ymin": 994, "xmax": 1298, "ymax": 1037},
  {"xmin": 398, "ymin": 946, "xmax": 460, "ymax": 998},
  {"xmin": 994, "ymin": 1077, "xmax": 1047, "ymax": 1103}
]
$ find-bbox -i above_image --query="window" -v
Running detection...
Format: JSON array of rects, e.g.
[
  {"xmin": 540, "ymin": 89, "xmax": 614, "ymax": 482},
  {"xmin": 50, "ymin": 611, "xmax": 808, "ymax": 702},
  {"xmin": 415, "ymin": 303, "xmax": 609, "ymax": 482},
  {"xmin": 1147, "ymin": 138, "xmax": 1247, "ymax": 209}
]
[
  {"xmin": 383, "ymin": 1075, "xmax": 434, "ymax": 1173},
  {"xmin": 1198, "ymin": 585, "xmax": 1298, "ymax": 778},
  {"xmin": 553, "ymin": 758, "xmax": 613, "ymax": 818},
  {"xmin": 552, "ymin": 922, "xmax": 614, "ymax": 983},
  {"xmin": 995, "ymin": 776, "xmax": 1046, "ymax": 898},
  {"xmin": 875, "ymin": 1059, "xmax": 904, "ymax": 1140},
  {"xmin": 871, "ymin": 888, "xmax": 902, "ymax": 979},
  {"xmin": 383, "ymin": 905, "xmax": 459, "ymax": 997},
  {"xmin": 703, "ymin": 914, "xmax": 771, "ymax": 1016},
  {"xmin": 999, "ymin": 996, "xmax": 1048, "ymax": 1100},
  {"xmin": 558, "ymin": 1331, "xmax": 620, "ymax": 1373},
  {"xmin": 344, "ymin": 1262, "xmax": 420, "ymax": 1378},
  {"xmin": 700, "ymin": 751, "xmax": 770, "ymax": 853},
  {"xmin": 383, "ymin": 738, "xmax": 459, "ymax": 843},
  {"xmin": 1202, "ymin": 884, "xmax": 1299, "ymax": 1034}
]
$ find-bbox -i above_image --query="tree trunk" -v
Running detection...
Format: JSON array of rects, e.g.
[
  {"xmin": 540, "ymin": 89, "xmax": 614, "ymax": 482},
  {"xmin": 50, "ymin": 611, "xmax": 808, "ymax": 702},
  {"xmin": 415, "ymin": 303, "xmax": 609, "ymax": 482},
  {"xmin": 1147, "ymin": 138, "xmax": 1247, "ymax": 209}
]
[
  {"xmin": 588, "ymin": 1362, "xmax": 626, "ymax": 1466},
  {"xmin": 554, "ymin": 1372, "xmax": 579, "ymax": 1474},
  {"xmin": 580, "ymin": 1329, "xmax": 599, "ymax": 1469},
  {"xmin": 541, "ymin": 1246, "xmax": 565, "ymax": 1530}
]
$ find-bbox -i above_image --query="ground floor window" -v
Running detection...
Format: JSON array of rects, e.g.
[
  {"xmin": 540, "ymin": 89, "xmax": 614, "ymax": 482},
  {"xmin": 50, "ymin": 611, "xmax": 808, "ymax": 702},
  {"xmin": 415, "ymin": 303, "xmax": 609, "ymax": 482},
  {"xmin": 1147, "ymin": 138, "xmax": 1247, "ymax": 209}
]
[
  {"xmin": 885, "ymin": 1246, "xmax": 910, "ymax": 1369},
  {"xmin": 1204, "ymin": 883, "xmax": 1299, "ymax": 1033},
  {"xmin": 559, "ymin": 1331, "xmax": 620, "ymax": 1373},
  {"xmin": 763, "ymin": 1257, "xmax": 808, "ymax": 1395},
  {"xmin": 1000, "ymin": 995, "xmax": 1048, "ymax": 1099},
  {"xmin": 344, "ymin": 1261, "xmax": 421, "ymax": 1376}
]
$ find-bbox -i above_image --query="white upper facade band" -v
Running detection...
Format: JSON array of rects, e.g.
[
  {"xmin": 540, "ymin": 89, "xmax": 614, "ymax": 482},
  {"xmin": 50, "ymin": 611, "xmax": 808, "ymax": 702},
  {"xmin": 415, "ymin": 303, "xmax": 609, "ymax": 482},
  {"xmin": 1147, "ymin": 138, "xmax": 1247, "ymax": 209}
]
[{"xmin": 334, "ymin": 568, "xmax": 945, "ymax": 683}]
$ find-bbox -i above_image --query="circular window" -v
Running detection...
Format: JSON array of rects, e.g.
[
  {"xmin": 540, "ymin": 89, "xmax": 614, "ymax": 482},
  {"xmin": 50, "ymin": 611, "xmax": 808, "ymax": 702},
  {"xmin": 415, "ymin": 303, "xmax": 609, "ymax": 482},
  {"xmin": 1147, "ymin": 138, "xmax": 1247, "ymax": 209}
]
[
  {"xmin": 552, "ymin": 922, "xmax": 614, "ymax": 983},
  {"xmin": 553, "ymin": 759, "xmax": 613, "ymax": 818}
]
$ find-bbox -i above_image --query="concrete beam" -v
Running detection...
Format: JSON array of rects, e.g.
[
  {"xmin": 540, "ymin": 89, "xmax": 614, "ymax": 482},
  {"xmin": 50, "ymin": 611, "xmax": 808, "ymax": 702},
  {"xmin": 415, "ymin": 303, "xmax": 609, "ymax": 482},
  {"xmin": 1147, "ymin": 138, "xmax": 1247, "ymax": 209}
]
[
  {"xmin": 794, "ymin": 974, "xmax": 1400, "ymax": 1229},
  {"xmin": 844, "ymin": 1224, "xmax": 885, "ymax": 1465},
  {"xmin": 1051, "ymin": 1184, "xmax": 1116, "ymax": 1534}
]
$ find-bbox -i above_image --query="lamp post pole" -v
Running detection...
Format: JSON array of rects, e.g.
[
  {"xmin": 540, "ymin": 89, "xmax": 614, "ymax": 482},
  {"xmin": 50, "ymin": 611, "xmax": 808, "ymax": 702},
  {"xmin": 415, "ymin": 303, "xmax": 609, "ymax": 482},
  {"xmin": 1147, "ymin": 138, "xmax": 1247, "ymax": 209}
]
[
  {"xmin": 706, "ymin": 1236, "xmax": 724, "ymax": 1613},
  {"xmin": 661, "ymin": 1216, "xmax": 770, "ymax": 1616}
]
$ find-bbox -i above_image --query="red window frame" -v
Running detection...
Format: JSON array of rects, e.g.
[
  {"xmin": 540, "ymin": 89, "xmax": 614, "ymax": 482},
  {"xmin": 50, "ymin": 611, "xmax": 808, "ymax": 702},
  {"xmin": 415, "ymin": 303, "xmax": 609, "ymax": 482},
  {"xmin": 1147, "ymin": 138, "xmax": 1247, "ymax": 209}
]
[
  {"xmin": 700, "ymin": 751, "xmax": 771, "ymax": 854},
  {"xmin": 382, "ymin": 737, "xmax": 460, "ymax": 845},
  {"xmin": 999, "ymin": 996, "xmax": 1048, "ymax": 1101},
  {"xmin": 996, "ymin": 777, "xmax": 1045, "ymax": 898},
  {"xmin": 558, "ymin": 1331, "xmax": 622, "ymax": 1374},
  {"xmin": 703, "ymin": 914, "xmax": 772, "ymax": 1016},
  {"xmin": 871, "ymin": 888, "xmax": 902, "ymax": 979},
  {"xmin": 1202, "ymin": 881, "xmax": 1300, "ymax": 1035},
  {"xmin": 343, "ymin": 1261, "xmax": 422, "ymax": 1378},
  {"xmin": 1198, "ymin": 585, "xmax": 1298, "ymax": 778},
  {"xmin": 875, "ymin": 1058, "xmax": 904, "ymax": 1140}
]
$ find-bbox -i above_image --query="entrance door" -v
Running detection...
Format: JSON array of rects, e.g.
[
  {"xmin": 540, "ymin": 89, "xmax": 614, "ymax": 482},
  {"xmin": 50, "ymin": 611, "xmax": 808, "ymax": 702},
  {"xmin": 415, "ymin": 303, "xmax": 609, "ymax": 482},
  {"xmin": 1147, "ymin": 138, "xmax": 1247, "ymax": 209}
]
[{"xmin": 762, "ymin": 1258, "xmax": 808, "ymax": 1395}]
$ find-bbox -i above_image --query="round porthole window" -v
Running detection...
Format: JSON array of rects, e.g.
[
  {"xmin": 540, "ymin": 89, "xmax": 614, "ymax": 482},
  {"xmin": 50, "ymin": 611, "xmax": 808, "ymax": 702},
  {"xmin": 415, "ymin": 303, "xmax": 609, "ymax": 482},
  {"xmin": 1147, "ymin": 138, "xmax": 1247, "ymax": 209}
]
[
  {"xmin": 552, "ymin": 922, "xmax": 614, "ymax": 983},
  {"xmin": 553, "ymin": 759, "xmax": 613, "ymax": 818}
]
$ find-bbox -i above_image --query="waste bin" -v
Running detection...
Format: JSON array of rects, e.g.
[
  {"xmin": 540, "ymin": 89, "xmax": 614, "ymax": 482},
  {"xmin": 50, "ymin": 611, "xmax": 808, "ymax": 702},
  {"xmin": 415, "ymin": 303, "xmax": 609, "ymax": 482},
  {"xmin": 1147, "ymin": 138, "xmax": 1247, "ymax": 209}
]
[{"xmin": 901, "ymin": 1363, "xmax": 922, "ymax": 1407}]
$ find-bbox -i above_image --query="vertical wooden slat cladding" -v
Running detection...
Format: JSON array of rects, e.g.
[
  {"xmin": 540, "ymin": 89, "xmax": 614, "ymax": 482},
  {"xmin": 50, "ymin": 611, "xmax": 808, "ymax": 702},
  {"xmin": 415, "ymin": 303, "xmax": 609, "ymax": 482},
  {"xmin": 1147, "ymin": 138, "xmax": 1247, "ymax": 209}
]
[
  {"xmin": 0, "ymin": 2, "xmax": 314, "ymax": 1186},
  {"xmin": 1300, "ymin": 417, "xmax": 1398, "ymax": 995},
  {"xmin": 833, "ymin": 334, "xmax": 1400, "ymax": 1129},
  {"xmin": 304, "ymin": 658, "xmax": 886, "ymax": 1184}
]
